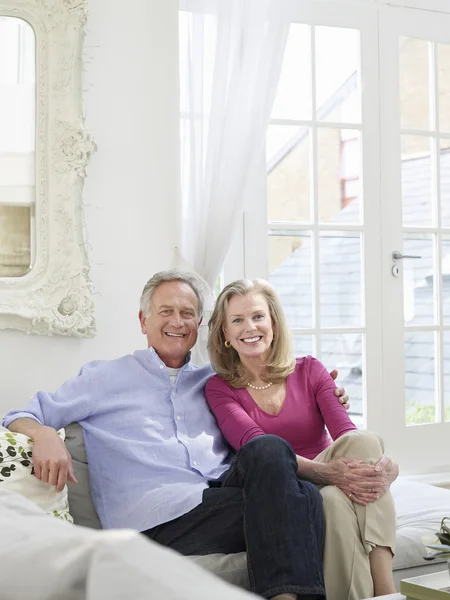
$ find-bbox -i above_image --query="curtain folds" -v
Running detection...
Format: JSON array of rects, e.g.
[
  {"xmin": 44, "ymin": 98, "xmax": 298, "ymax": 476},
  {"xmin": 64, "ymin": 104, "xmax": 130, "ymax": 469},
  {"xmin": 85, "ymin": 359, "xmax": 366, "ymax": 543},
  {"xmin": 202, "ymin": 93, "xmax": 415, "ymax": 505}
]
[{"xmin": 179, "ymin": 0, "xmax": 291, "ymax": 363}]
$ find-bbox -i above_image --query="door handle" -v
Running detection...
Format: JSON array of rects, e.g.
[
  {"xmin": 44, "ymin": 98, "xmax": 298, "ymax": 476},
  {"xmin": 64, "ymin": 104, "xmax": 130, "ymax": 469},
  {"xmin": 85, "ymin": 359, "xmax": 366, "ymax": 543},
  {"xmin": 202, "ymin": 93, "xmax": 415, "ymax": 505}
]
[{"xmin": 392, "ymin": 251, "xmax": 422, "ymax": 261}]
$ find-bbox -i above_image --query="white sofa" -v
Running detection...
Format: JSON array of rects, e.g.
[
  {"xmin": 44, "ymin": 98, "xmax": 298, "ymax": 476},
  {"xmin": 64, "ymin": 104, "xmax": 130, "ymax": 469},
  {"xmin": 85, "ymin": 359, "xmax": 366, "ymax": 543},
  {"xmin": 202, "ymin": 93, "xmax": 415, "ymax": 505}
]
[
  {"xmin": 64, "ymin": 423, "xmax": 450, "ymax": 591},
  {"xmin": 0, "ymin": 488, "xmax": 257, "ymax": 600}
]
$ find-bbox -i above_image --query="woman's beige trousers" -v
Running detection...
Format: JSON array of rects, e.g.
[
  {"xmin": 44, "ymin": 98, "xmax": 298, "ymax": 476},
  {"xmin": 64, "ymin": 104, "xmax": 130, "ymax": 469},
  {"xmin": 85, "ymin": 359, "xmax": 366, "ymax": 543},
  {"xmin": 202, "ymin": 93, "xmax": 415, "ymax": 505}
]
[{"xmin": 314, "ymin": 431, "xmax": 397, "ymax": 600}]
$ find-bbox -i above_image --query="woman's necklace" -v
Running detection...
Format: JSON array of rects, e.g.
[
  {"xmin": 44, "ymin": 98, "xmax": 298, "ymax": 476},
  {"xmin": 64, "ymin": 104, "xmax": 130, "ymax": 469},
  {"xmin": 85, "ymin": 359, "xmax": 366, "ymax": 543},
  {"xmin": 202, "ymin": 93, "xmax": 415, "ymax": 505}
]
[{"xmin": 246, "ymin": 381, "xmax": 273, "ymax": 391}]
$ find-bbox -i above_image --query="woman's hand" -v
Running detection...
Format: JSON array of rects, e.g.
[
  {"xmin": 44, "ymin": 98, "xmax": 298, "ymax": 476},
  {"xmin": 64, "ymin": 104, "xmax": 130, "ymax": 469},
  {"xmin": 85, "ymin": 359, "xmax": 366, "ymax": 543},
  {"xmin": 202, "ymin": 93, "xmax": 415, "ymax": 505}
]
[
  {"xmin": 297, "ymin": 456, "xmax": 370, "ymax": 505},
  {"xmin": 318, "ymin": 457, "xmax": 398, "ymax": 506},
  {"xmin": 345, "ymin": 455, "xmax": 399, "ymax": 504},
  {"xmin": 319, "ymin": 458, "xmax": 371, "ymax": 505},
  {"xmin": 296, "ymin": 454, "xmax": 398, "ymax": 506}
]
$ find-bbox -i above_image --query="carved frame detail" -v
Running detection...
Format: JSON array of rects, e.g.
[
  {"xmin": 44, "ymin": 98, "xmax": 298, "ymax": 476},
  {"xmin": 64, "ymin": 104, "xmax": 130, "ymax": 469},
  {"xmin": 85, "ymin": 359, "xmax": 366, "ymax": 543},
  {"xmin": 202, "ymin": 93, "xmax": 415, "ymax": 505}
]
[{"xmin": 0, "ymin": 0, "xmax": 96, "ymax": 337}]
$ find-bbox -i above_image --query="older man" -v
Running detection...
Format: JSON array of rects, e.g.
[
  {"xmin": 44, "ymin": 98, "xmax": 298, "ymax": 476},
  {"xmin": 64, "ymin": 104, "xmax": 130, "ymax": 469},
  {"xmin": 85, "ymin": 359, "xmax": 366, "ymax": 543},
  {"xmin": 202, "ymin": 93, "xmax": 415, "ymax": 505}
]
[{"xmin": 3, "ymin": 270, "xmax": 391, "ymax": 600}]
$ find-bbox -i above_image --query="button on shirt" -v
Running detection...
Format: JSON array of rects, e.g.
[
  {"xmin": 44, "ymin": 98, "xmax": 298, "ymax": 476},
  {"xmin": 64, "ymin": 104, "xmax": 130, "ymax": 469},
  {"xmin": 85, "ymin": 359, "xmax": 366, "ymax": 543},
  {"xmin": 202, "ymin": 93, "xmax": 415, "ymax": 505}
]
[{"xmin": 2, "ymin": 349, "xmax": 233, "ymax": 531}]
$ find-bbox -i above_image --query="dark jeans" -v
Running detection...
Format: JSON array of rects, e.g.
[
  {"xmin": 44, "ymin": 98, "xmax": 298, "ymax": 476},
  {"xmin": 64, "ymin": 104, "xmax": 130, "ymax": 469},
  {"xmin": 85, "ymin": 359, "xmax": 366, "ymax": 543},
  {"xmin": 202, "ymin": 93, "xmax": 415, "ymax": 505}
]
[{"xmin": 143, "ymin": 435, "xmax": 325, "ymax": 599}]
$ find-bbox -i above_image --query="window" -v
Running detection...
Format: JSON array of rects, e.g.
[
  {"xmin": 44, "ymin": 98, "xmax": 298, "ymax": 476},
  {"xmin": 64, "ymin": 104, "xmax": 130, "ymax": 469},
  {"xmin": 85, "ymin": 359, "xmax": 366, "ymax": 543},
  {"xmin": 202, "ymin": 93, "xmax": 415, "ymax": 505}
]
[{"xmin": 265, "ymin": 23, "xmax": 365, "ymax": 427}]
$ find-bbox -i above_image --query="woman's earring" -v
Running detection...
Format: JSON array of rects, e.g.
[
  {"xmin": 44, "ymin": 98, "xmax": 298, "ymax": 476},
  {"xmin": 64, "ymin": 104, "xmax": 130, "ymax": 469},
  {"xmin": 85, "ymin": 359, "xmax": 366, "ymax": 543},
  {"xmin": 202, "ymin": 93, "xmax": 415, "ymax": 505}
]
[{"xmin": 224, "ymin": 340, "xmax": 232, "ymax": 348}]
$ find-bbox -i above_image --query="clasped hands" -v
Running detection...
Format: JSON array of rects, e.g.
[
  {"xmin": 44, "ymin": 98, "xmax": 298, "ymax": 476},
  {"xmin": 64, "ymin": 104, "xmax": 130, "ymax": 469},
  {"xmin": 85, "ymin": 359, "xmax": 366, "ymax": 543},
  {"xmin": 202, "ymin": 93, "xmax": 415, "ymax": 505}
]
[{"xmin": 325, "ymin": 456, "xmax": 399, "ymax": 506}]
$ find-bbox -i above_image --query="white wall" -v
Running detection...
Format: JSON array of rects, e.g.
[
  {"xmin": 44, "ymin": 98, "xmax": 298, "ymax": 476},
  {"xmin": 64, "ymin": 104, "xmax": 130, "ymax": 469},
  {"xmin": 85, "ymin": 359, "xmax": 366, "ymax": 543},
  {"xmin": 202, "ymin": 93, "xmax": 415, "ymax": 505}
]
[{"xmin": 0, "ymin": 0, "xmax": 180, "ymax": 414}]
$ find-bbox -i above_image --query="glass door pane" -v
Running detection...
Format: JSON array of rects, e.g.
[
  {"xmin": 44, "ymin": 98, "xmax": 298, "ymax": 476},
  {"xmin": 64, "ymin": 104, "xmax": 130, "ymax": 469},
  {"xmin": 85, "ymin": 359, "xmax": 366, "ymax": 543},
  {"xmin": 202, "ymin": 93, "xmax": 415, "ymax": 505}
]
[
  {"xmin": 268, "ymin": 232, "xmax": 314, "ymax": 329},
  {"xmin": 320, "ymin": 332, "xmax": 364, "ymax": 427}
]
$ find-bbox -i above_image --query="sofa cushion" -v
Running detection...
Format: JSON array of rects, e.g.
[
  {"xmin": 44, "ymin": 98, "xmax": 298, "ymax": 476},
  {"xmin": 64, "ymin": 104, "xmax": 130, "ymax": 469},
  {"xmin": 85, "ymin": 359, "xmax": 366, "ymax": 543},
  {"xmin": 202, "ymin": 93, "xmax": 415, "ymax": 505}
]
[
  {"xmin": 0, "ymin": 428, "xmax": 72, "ymax": 522},
  {"xmin": 190, "ymin": 553, "xmax": 249, "ymax": 588},
  {"xmin": 65, "ymin": 422, "xmax": 102, "ymax": 529},
  {"xmin": 391, "ymin": 478, "xmax": 450, "ymax": 570}
]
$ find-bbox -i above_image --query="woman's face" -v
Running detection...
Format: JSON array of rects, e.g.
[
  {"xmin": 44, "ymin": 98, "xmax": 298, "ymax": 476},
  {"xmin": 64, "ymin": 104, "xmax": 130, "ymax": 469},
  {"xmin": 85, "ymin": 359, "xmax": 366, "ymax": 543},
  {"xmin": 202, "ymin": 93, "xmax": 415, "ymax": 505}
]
[{"xmin": 223, "ymin": 292, "xmax": 274, "ymax": 361}]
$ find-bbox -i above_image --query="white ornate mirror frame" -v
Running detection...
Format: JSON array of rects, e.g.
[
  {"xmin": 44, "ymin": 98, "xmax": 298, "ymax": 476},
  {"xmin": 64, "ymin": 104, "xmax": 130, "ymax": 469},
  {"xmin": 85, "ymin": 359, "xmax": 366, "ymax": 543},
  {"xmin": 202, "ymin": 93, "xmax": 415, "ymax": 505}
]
[{"xmin": 0, "ymin": 0, "xmax": 96, "ymax": 337}]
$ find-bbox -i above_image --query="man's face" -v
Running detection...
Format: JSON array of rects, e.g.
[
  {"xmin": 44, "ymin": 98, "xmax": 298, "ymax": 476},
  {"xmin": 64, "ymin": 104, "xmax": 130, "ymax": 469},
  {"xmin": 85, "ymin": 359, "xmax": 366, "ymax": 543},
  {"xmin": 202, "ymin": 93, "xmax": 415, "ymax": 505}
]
[{"xmin": 139, "ymin": 281, "xmax": 202, "ymax": 368}]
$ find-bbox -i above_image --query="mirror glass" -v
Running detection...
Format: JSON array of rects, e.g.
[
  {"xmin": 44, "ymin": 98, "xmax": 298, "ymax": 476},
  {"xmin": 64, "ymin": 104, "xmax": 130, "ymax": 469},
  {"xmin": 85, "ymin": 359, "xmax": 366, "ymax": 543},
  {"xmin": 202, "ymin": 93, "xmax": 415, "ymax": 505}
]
[{"xmin": 0, "ymin": 16, "xmax": 35, "ymax": 277}]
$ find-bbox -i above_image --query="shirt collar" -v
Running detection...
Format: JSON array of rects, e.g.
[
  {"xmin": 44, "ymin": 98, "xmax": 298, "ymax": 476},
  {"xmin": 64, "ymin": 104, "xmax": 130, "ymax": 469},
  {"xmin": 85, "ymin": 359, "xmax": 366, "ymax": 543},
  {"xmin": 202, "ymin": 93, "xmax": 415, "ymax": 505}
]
[{"xmin": 148, "ymin": 347, "xmax": 192, "ymax": 367}]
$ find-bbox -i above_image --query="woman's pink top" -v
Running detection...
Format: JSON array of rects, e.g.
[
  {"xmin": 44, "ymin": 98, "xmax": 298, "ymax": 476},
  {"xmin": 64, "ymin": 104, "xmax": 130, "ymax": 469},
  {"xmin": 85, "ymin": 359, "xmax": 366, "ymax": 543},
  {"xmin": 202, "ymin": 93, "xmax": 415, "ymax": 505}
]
[{"xmin": 205, "ymin": 356, "xmax": 357, "ymax": 459}]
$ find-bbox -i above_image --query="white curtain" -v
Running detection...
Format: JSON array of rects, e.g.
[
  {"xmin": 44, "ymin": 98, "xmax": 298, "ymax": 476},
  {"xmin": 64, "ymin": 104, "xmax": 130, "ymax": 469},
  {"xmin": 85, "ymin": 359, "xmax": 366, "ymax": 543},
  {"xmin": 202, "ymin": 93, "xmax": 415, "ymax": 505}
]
[{"xmin": 178, "ymin": 0, "xmax": 291, "ymax": 364}]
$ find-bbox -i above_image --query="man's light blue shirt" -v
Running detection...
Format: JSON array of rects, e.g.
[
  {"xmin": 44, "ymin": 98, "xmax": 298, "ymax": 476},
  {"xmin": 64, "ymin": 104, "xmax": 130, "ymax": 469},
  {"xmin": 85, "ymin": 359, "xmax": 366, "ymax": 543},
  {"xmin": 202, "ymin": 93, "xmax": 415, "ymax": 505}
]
[{"xmin": 2, "ymin": 349, "xmax": 233, "ymax": 531}]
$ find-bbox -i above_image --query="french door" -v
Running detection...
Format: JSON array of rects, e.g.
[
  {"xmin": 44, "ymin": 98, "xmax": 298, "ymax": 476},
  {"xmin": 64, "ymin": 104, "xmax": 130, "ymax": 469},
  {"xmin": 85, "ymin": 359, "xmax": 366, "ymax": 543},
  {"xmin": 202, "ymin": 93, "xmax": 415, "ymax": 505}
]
[
  {"xmin": 379, "ymin": 6, "xmax": 450, "ymax": 472},
  {"xmin": 241, "ymin": 1, "xmax": 450, "ymax": 473}
]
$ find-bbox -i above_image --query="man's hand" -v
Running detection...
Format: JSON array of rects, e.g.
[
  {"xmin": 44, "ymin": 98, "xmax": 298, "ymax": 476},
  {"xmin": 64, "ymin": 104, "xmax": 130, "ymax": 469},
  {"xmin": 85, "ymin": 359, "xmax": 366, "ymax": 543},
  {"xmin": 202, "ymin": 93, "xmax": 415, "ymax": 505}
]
[
  {"xmin": 32, "ymin": 426, "xmax": 77, "ymax": 493},
  {"xmin": 330, "ymin": 369, "xmax": 350, "ymax": 411}
]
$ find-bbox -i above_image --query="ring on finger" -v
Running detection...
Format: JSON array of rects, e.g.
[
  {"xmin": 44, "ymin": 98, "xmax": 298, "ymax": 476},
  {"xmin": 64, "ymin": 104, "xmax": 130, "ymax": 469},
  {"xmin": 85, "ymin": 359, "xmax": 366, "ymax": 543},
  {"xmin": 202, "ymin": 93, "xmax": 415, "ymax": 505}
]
[
  {"xmin": 348, "ymin": 492, "xmax": 353, "ymax": 499},
  {"xmin": 370, "ymin": 487, "xmax": 374, "ymax": 494}
]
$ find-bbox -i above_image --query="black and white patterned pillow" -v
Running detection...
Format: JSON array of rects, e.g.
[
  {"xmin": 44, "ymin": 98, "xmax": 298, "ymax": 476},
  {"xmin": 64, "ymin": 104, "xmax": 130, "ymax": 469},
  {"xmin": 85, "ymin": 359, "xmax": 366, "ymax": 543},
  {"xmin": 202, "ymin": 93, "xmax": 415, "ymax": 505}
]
[{"xmin": 0, "ymin": 430, "xmax": 73, "ymax": 523}]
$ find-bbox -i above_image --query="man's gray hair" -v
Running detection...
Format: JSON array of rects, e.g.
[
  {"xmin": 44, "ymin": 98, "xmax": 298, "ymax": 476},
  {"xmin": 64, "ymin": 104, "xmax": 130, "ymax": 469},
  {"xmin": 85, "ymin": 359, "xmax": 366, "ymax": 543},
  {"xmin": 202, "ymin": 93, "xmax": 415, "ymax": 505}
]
[{"xmin": 140, "ymin": 269, "xmax": 206, "ymax": 317}]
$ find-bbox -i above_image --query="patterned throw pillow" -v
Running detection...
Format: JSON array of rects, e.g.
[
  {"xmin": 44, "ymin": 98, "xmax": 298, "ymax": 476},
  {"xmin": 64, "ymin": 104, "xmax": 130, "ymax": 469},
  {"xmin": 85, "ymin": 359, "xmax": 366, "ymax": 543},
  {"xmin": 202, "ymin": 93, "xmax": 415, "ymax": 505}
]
[{"xmin": 0, "ymin": 428, "xmax": 73, "ymax": 523}]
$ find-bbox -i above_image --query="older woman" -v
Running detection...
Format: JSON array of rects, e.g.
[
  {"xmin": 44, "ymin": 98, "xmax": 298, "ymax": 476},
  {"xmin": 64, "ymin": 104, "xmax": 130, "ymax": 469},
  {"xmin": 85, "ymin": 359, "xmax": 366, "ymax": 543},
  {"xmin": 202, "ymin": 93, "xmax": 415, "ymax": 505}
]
[{"xmin": 205, "ymin": 278, "xmax": 398, "ymax": 600}]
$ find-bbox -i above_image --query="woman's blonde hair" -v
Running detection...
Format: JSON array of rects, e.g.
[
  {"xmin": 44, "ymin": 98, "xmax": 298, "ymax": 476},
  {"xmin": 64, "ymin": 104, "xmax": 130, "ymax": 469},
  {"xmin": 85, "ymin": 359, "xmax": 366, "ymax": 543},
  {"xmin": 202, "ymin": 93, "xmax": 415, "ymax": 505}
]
[{"xmin": 208, "ymin": 279, "xmax": 295, "ymax": 388}]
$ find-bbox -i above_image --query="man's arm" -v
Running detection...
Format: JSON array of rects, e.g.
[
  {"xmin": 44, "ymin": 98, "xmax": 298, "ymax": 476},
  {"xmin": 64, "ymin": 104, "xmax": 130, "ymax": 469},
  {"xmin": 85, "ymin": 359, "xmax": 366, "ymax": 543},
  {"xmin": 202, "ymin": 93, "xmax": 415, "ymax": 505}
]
[
  {"xmin": 8, "ymin": 417, "xmax": 51, "ymax": 438},
  {"xmin": 3, "ymin": 362, "xmax": 98, "ymax": 492},
  {"xmin": 8, "ymin": 418, "xmax": 77, "ymax": 492},
  {"xmin": 2, "ymin": 360, "xmax": 98, "ymax": 432}
]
